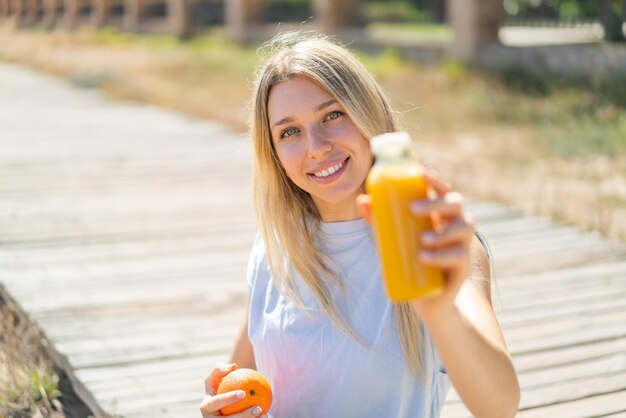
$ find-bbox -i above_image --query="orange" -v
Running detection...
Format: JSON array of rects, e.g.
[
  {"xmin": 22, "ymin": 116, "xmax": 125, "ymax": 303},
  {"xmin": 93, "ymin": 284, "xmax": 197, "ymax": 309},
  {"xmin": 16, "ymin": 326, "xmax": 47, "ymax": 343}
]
[{"xmin": 217, "ymin": 368, "xmax": 273, "ymax": 416}]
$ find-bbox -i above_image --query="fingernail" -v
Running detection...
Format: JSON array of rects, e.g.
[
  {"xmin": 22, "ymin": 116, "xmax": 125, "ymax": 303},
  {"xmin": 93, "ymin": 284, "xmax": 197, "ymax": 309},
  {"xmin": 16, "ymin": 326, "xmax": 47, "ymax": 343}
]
[
  {"xmin": 421, "ymin": 250, "xmax": 434, "ymax": 261},
  {"xmin": 253, "ymin": 406, "xmax": 262, "ymax": 415},
  {"xmin": 422, "ymin": 232, "xmax": 436, "ymax": 244},
  {"xmin": 227, "ymin": 363, "xmax": 237, "ymax": 369},
  {"xmin": 236, "ymin": 390, "xmax": 246, "ymax": 399},
  {"xmin": 411, "ymin": 201, "xmax": 428, "ymax": 214}
]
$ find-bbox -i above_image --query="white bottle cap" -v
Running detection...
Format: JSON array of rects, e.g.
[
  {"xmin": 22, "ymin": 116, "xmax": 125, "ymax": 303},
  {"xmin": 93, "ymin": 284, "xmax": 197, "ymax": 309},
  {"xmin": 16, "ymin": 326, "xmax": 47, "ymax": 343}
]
[{"xmin": 370, "ymin": 132, "xmax": 412, "ymax": 158}]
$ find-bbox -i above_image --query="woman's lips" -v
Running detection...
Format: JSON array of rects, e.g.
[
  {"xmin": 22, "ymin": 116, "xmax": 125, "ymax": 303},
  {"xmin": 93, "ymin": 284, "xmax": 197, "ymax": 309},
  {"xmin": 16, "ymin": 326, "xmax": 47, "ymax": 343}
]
[{"xmin": 308, "ymin": 157, "xmax": 350, "ymax": 183}]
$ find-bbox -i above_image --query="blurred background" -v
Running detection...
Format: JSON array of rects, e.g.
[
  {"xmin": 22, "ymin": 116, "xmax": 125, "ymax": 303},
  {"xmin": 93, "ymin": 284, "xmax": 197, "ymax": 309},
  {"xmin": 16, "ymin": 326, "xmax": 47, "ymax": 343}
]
[
  {"xmin": 1, "ymin": 1, "xmax": 625, "ymax": 417},
  {"xmin": 2, "ymin": 0, "xmax": 624, "ymax": 240}
]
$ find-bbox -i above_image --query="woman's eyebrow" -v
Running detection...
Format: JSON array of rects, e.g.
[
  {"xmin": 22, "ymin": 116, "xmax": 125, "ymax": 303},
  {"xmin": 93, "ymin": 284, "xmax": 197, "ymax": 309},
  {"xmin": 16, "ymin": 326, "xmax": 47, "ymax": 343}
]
[
  {"xmin": 271, "ymin": 99, "xmax": 339, "ymax": 130},
  {"xmin": 315, "ymin": 99, "xmax": 338, "ymax": 111},
  {"xmin": 271, "ymin": 116, "xmax": 294, "ymax": 130}
]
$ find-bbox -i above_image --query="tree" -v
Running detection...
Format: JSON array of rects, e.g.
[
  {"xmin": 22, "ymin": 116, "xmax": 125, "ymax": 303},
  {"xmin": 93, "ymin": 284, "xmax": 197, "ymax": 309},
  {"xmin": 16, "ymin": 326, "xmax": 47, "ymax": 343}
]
[{"xmin": 600, "ymin": 0, "xmax": 625, "ymax": 41}]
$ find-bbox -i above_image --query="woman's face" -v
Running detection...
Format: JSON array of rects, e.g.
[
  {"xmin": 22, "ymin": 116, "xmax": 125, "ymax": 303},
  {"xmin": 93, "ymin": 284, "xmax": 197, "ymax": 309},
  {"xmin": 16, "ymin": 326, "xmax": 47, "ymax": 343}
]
[{"xmin": 267, "ymin": 75, "xmax": 373, "ymax": 222}]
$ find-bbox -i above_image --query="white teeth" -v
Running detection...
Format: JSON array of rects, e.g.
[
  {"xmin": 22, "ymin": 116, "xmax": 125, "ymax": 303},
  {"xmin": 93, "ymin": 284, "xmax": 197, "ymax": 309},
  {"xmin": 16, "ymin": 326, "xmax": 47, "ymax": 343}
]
[{"xmin": 314, "ymin": 161, "xmax": 344, "ymax": 178}]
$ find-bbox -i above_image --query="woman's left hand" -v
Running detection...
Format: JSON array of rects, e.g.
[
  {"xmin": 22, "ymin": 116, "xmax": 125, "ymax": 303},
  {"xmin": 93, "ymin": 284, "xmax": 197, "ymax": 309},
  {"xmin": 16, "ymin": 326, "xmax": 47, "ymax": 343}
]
[
  {"xmin": 357, "ymin": 171, "xmax": 475, "ymax": 323},
  {"xmin": 407, "ymin": 172, "xmax": 475, "ymax": 323}
]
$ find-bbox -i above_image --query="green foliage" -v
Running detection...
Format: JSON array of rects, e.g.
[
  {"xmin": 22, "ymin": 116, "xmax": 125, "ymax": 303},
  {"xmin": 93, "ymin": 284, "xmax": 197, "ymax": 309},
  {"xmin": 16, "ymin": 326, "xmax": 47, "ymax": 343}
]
[
  {"xmin": 141, "ymin": 35, "xmax": 182, "ymax": 51},
  {"xmin": 543, "ymin": 111, "xmax": 626, "ymax": 157},
  {"xmin": 366, "ymin": 22, "xmax": 452, "ymax": 42},
  {"xmin": 496, "ymin": 66, "xmax": 553, "ymax": 96},
  {"xmin": 488, "ymin": 66, "xmax": 626, "ymax": 158},
  {"xmin": 504, "ymin": 0, "xmax": 602, "ymax": 19},
  {"xmin": 354, "ymin": 47, "xmax": 406, "ymax": 77},
  {"xmin": 186, "ymin": 35, "xmax": 258, "ymax": 76},
  {"xmin": 70, "ymin": 70, "xmax": 114, "ymax": 89},
  {"xmin": 30, "ymin": 369, "xmax": 62, "ymax": 404},
  {"xmin": 363, "ymin": 1, "xmax": 432, "ymax": 23},
  {"xmin": 267, "ymin": 0, "xmax": 308, "ymax": 6},
  {"xmin": 441, "ymin": 60, "xmax": 468, "ymax": 82},
  {"xmin": 91, "ymin": 26, "xmax": 135, "ymax": 47},
  {"xmin": 558, "ymin": 0, "xmax": 598, "ymax": 20}
]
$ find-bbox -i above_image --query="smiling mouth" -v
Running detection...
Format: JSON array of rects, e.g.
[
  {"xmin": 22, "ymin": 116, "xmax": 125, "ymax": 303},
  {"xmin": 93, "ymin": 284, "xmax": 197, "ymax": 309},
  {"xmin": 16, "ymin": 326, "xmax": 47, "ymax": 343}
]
[{"xmin": 308, "ymin": 157, "xmax": 349, "ymax": 181}]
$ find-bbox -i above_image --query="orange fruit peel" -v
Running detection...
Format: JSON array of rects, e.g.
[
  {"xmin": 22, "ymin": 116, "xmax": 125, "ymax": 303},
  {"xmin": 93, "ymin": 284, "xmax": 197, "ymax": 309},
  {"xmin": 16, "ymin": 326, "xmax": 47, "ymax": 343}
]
[{"xmin": 216, "ymin": 368, "xmax": 273, "ymax": 416}]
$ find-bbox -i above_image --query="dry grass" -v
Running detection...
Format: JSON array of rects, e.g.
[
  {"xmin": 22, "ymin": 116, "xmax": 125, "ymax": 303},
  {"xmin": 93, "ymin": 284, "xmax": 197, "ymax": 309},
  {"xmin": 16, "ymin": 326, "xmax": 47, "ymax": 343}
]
[
  {"xmin": 0, "ymin": 297, "xmax": 65, "ymax": 418},
  {"xmin": 0, "ymin": 26, "xmax": 624, "ymax": 241}
]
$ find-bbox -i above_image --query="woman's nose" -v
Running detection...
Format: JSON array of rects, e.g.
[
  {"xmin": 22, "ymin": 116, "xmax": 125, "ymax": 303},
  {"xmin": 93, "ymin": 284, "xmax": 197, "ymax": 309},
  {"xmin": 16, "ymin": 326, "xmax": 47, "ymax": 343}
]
[{"xmin": 306, "ymin": 128, "xmax": 332, "ymax": 159}]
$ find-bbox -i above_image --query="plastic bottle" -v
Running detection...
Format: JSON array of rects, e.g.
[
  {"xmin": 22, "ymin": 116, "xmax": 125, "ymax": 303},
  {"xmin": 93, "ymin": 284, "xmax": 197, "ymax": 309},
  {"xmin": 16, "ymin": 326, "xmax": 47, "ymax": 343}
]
[{"xmin": 366, "ymin": 132, "xmax": 444, "ymax": 301}]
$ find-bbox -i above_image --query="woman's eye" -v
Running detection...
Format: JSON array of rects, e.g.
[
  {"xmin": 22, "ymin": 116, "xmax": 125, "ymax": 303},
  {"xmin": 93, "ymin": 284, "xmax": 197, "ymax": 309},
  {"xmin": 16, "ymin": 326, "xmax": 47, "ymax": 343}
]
[
  {"xmin": 280, "ymin": 127, "xmax": 299, "ymax": 138},
  {"xmin": 325, "ymin": 111, "xmax": 343, "ymax": 121}
]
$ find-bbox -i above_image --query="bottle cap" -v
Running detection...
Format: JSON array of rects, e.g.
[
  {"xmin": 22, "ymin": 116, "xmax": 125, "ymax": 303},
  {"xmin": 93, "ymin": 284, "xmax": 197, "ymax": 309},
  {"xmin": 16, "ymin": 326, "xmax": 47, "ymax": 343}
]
[{"xmin": 370, "ymin": 132, "xmax": 412, "ymax": 158}]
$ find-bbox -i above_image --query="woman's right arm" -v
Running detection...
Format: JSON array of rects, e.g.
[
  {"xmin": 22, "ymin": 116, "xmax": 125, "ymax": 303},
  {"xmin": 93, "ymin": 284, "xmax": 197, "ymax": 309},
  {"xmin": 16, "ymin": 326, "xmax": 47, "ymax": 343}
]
[{"xmin": 199, "ymin": 309, "xmax": 262, "ymax": 417}]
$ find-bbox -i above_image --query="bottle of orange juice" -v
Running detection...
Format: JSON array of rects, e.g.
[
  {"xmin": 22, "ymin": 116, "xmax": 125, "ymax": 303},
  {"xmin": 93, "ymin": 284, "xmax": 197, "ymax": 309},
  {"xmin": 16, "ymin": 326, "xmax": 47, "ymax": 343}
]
[{"xmin": 366, "ymin": 132, "xmax": 444, "ymax": 301}]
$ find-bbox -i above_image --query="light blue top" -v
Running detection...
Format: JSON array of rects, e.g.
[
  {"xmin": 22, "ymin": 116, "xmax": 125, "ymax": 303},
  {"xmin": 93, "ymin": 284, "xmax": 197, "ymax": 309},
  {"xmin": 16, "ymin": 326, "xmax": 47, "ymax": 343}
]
[{"xmin": 247, "ymin": 218, "xmax": 451, "ymax": 418}]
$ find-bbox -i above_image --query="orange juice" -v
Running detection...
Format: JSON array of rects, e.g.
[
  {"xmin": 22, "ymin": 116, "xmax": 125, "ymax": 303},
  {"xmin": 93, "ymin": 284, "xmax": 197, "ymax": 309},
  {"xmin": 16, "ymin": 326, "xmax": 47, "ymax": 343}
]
[{"xmin": 366, "ymin": 133, "xmax": 444, "ymax": 301}]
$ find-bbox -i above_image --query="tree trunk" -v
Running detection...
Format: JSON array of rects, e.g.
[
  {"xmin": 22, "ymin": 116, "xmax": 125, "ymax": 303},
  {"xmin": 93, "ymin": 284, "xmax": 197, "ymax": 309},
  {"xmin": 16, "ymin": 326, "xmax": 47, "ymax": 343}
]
[
  {"xmin": 167, "ymin": 0, "xmax": 191, "ymax": 39},
  {"xmin": 0, "ymin": 0, "xmax": 10, "ymax": 18},
  {"xmin": 313, "ymin": 0, "xmax": 362, "ymax": 32},
  {"xmin": 448, "ymin": 0, "xmax": 503, "ymax": 62},
  {"xmin": 601, "ymin": 0, "xmax": 625, "ymax": 42},
  {"xmin": 226, "ymin": 0, "xmax": 264, "ymax": 42},
  {"xmin": 43, "ymin": 0, "xmax": 60, "ymax": 27},
  {"xmin": 63, "ymin": 0, "xmax": 79, "ymax": 29},
  {"xmin": 91, "ymin": 0, "xmax": 109, "ymax": 27},
  {"xmin": 24, "ymin": 0, "xmax": 41, "ymax": 26},
  {"xmin": 124, "ymin": 0, "xmax": 142, "ymax": 32},
  {"xmin": 422, "ymin": 0, "xmax": 445, "ymax": 23}
]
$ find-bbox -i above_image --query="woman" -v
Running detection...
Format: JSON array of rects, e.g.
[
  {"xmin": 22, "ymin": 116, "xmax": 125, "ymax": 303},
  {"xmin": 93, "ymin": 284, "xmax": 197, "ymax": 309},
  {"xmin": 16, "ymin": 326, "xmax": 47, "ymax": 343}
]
[{"xmin": 200, "ymin": 32, "xmax": 520, "ymax": 418}]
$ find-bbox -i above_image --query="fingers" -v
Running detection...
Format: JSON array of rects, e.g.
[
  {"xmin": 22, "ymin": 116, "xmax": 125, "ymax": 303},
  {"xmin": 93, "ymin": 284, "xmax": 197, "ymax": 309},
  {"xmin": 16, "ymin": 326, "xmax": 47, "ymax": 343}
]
[
  {"xmin": 410, "ymin": 192, "xmax": 464, "ymax": 219},
  {"xmin": 204, "ymin": 363, "xmax": 237, "ymax": 395},
  {"xmin": 212, "ymin": 405, "xmax": 264, "ymax": 418},
  {"xmin": 230, "ymin": 406, "xmax": 265, "ymax": 417},
  {"xmin": 409, "ymin": 177, "xmax": 474, "ymax": 272},
  {"xmin": 420, "ymin": 244, "xmax": 468, "ymax": 268},
  {"xmin": 421, "ymin": 219, "xmax": 474, "ymax": 249},
  {"xmin": 356, "ymin": 194, "xmax": 372, "ymax": 224},
  {"xmin": 199, "ymin": 390, "xmax": 246, "ymax": 417},
  {"xmin": 423, "ymin": 171, "xmax": 452, "ymax": 196}
]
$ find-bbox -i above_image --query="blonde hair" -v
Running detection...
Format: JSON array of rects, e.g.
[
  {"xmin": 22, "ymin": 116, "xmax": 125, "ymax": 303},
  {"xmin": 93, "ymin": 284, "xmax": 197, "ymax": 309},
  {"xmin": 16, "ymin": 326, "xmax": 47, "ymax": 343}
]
[{"xmin": 250, "ymin": 31, "xmax": 426, "ymax": 381}]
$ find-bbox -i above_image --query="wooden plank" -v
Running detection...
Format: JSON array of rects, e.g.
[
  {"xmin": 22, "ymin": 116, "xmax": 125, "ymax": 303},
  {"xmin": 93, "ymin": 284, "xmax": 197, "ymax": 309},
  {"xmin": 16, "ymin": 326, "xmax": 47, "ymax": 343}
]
[
  {"xmin": 599, "ymin": 411, "xmax": 626, "ymax": 418},
  {"xmin": 118, "ymin": 399, "xmax": 203, "ymax": 418},
  {"xmin": 494, "ymin": 260, "xmax": 626, "ymax": 290},
  {"xmin": 508, "ymin": 324, "xmax": 626, "ymax": 356},
  {"xmin": 498, "ymin": 296, "xmax": 626, "ymax": 329},
  {"xmin": 444, "ymin": 371, "xmax": 626, "ymax": 416},
  {"xmin": 3, "ymin": 249, "xmax": 250, "ymax": 289},
  {"xmin": 60, "ymin": 332, "xmax": 238, "ymax": 370},
  {"xmin": 515, "ymin": 390, "xmax": 626, "ymax": 418},
  {"xmin": 0, "ymin": 228, "xmax": 257, "ymax": 267},
  {"xmin": 447, "ymin": 352, "xmax": 626, "ymax": 404},
  {"xmin": 504, "ymin": 309, "xmax": 626, "ymax": 344},
  {"xmin": 75, "ymin": 352, "xmax": 226, "ymax": 385},
  {"xmin": 37, "ymin": 308, "xmax": 246, "ymax": 343},
  {"xmin": 513, "ymin": 337, "xmax": 626, "ymax": 373},
  {"xmin": 518, "ymin": 370, "xmax": 626, "ymax": 408}
]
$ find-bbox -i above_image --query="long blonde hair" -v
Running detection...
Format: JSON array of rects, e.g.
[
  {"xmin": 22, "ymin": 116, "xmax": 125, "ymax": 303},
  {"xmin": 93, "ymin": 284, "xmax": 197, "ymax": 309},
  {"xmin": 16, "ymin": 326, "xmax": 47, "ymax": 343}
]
[{"xmin": 250, "ymin": 31, "xmax": 426, "ymax": 381}]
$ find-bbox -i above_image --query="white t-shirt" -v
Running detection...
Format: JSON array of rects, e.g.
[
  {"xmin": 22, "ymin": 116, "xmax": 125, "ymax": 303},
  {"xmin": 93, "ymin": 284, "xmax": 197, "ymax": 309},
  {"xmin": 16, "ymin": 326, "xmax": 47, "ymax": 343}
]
[{"xmin": 247, "ymin": 218, "xmax": 451, "ymax": 418}]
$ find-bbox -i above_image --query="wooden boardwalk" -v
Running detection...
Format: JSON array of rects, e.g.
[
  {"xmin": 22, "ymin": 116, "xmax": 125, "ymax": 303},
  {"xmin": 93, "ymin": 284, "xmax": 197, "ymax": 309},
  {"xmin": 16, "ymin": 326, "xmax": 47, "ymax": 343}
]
[{"xmin": 1, "ymin": 62, "xmax": 625, "ymax": 418}]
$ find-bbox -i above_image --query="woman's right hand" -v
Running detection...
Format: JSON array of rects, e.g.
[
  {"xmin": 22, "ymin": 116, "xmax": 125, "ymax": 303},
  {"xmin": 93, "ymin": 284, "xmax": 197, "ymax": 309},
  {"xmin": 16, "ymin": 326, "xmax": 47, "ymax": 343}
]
[{"xmin": 199, "ymin": 363, "xmax": 266, "ymax": 418}]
